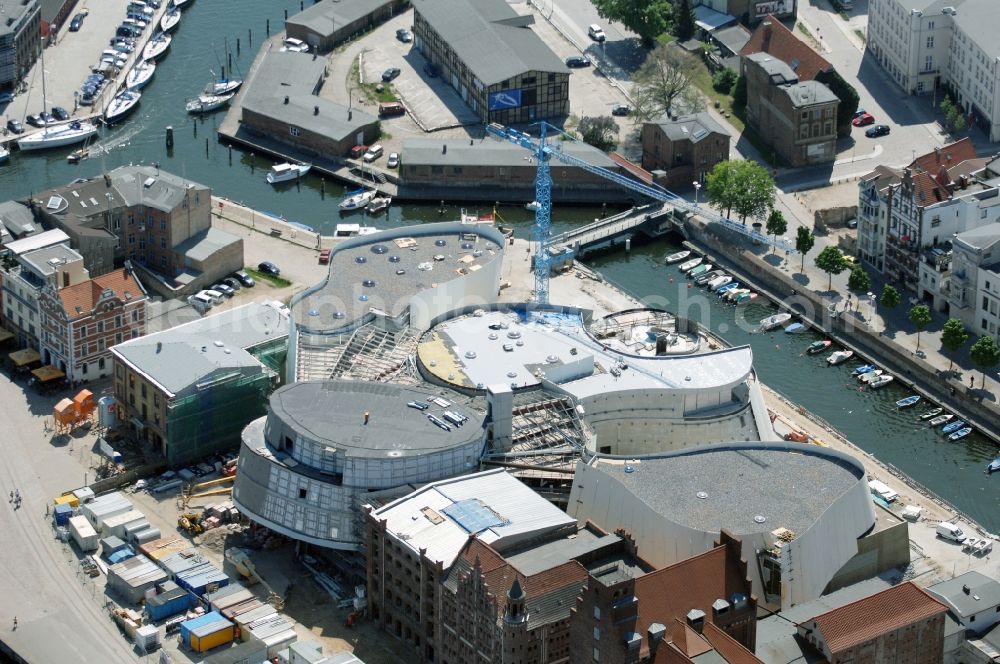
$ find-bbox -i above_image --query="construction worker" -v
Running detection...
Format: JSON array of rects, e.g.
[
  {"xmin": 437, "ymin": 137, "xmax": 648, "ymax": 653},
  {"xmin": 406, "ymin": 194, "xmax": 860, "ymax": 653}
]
[{"xmin": 12, "ymin": 616, "xmax": 17, "ymax": 630}]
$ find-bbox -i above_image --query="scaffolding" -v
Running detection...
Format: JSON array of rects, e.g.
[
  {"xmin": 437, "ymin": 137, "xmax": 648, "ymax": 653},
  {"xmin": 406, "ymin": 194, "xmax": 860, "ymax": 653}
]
[{"xmin": 295, "ymin": 325, "xmax": 420, "ymax": 384}]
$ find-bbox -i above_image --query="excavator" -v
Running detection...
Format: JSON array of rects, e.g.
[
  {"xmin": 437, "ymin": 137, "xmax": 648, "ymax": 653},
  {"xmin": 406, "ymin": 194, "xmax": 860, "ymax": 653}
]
[{"xmin": 226, "ymin": 548, "xmax": 285, "ymax": 610}]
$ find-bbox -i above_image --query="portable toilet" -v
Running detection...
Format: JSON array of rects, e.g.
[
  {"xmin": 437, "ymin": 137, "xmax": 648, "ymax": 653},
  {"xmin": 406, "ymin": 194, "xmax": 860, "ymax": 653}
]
[
  {"xmin": 53, "ymin": 503, "xmax": 73, "ymax": 526},
  {"xmin": 73, "ymin": 389, "xmax": 94, "ymax": 420}
]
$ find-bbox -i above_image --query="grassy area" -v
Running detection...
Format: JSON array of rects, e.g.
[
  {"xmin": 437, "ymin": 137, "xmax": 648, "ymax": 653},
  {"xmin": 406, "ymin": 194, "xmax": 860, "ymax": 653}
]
[
  {"xmin": 794, "ymin": 22, "xmax": 824, "ymax": 51},
  {"xmin": 246, "ymin": 268, "xmax": 292, "ymax": 288},
  {"xmin": 690, "ymin": 66, "xmax": 744, "ymax": 134},
  {"xmin": 350, "ymin": 60, "xmax": 398, "ymax": 104}
]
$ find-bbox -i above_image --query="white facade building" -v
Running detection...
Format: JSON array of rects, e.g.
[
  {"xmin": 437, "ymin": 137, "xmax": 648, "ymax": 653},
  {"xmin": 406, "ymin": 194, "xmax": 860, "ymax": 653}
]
[{"xmin": 947, "ymin": 223, "xmax": 1000, "ymax": 341}]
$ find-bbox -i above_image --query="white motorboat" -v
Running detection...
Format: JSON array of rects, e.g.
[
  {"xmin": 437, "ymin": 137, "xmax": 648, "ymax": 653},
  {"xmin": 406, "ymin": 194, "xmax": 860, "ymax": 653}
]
[
  {"xmin": 759, "ymin": 312, "xmax": 792, "ymax": 331},
  {"xmin": 339, "ymin": 189, "xmax": 376, "ymax": 211},
  {"xmin": 159, "ymin": 8, "xmax": 181, "ymax": 33},
  {"xmin": 126, "ymin": 60, "xmax": 156, "ymax": 90},
  {"xmin": 858, "ymin": 369, "xmax": 884, "ymax": 383},
  {"xmin": 525, "ymin": 201, "xmax": 541, "ymax": 211},
  {"xmin": 367, "ymin": 196, "xmax": 391, "ymax": 214},
  {"xmin": 143, "ymin": 33, "xmax": 172, "ymax": 62},
  {"xmin": 826, "ymin": 349, "xmax": 854, "ymax": 366},
  {"xmin": 17, "ymin": 120, "xmax": 98, "ymax": 151},
  {"xmin": 678, "ymin": 257, "xmax": 702, "ymax": 271},
  {"xmin": 867, "ymin": 375, "xmax": 894, "ymax": 389},
  {"xmin": 185, "ymin": 92, "xmax": 234, "ymax": 113},
  {"xmin": 707, "ymin": 275, "xmax": 732, "ymax": 290},
  {"xmin": 665, "ymin": 250, "xmax": 691, "ymax": 264},
  {"xmin": 266, "ymin": 162, "xmax": 311, "ymax": 184},
  {"xmin": 105, "ymin": 89, "xmax": 141, "ymax": 124},
  {"xmin": 0, "ymin": 144, "xmax": 9, "ymax": 164}
]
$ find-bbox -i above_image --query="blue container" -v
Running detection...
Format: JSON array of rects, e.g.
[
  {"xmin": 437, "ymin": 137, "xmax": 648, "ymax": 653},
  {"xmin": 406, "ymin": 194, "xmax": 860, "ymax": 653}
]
[
  {"xmin": 180, "ymin": 611, "xmax": 226, "ymax": 644},
  {"xmin": 108, "ymin": 548, "xmax": 136, "ymax": 565},
  {"xmin": 147, "ymin": 586, "xmax": 195, "ymax": 622},
  {"xmin": 53, "ymin": 504, "xmax": 73, "ymax": 526}
]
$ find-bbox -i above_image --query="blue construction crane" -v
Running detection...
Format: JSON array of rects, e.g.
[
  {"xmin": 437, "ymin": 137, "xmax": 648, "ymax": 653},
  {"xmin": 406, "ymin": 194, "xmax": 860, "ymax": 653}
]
[{"xmin": 485, "ymin": 121, "xmax": 796, "ymax": 304}]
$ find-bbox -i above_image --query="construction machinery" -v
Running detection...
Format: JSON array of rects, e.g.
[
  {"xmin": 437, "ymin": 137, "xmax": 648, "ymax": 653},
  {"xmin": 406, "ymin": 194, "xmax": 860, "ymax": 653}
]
[
  {"xmin": 226, "ymin": 548, "xmax": 285, "ymax": 610},
  {"xmin": 178, "ymin": 512, "xmax": 205, "ymax": 535},
  {"xmin": 178, "ymin": 474, "xmax": 235, "ymax": 510}
]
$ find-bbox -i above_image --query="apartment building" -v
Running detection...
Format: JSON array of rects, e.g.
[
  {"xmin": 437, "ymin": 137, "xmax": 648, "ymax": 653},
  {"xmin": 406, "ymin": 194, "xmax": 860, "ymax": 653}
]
[
  {"xmin": 947, "ymin": 224, "xmax": 1000, "ymax": 341},
  {"xmin": 0, "ymin": 0, "xmax": 41, "ymax": 92},
  {"xmin": 640, "ymin": 113, "xmax": 731, "ymax": 187}
]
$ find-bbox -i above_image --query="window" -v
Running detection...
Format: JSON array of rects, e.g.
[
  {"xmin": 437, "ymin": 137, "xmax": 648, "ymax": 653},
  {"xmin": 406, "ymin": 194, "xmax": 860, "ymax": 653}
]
[
  {"xmin": 593, "ymin": 607, "xmax": 601, "ymax": 620},
  {"xmin": 82, "ymin": 363, "xmax": 88, "ymax": 374},
  {"xmin": 925, "ymin": 55, "xmax": 933, "ymax": 71},
  {"xmin": 926, "ymin": 36, "xmax": 934, "ymax": 49},
  {"xmin": 98, "ymin": 358, "xmax": 105, "ymax": 370},
  {"xmin": 289, "ymin": 126, "xmax": 300, "ymax": 137},
  {"xmin": 593, "ymin": 627, "xmax": 600, "ymax": 640},
  {"xmin": 97, "ymin": 321, "xmax": 103, "ymax": 333},
  {"xmin": 131, "ymin": 311, "xmax": 138, "ymax": 322},
  {"xmin": 983, "ymin": 209, "xmax": 988, "ymax": 219},
  {"xmin": 593, "ymin": 648, "xmax": 600, "ymax": 661},
  {"xmin": 928, "ymin": 20, "xmax": 934, "ymax": 29},
  {"xmin": 160, "ymin": 219, "xmax": 166, "ymax": 231},
  {"xmin": 299, "ymin": 488, "xmax": 307, "ymax": 499},
  {"xmin": 917, "ymin": 82, "xmax": 924, "ymax": 93}
]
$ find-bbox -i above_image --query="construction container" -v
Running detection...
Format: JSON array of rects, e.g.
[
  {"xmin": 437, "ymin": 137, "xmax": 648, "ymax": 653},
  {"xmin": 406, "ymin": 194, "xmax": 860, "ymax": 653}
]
[
  {"xmin": 107, "ymin": 555, "xmax": 168, "ymax": 604},
  {"xmin": 209, "ymin": 585, "xmax": 254, "ymax": 613},
  {"xmin": 108, "ymin": 548, "xmax": 137, "ymax": 565},
  {"xmin": 222, "ymin": 599, "xmax": 264, "ymax": 622},
  {"xmin": 250, "ymin": 624, "xmax": 296, "ymax": 658},
  {"xmin": 160, "ymin": 549, "xmax": 209, "ymax": 579},
  {"xmin": 102, "ymin": 509, "xmax": 146, "ymax": 538},
  {"xmin": 101, "ymin": 535, "xmax": 129, "ymax": 558},
  {"xmin": 177, "ymin": 564, "xmax": 229, "ymax": 596},
  {"xmin": 122, "ymin": 519, "xmax": 151, "ymax": 540},
  {"xmin": 68, "ymin": 515, "xmax": 98, "ymax": 552},
  {"xmin": 139, "ymin": 536, "xmax": 187, "ymax": 561},
  {"xmin": 72, "ymin": 486, "xmax": 95, "ymax": 504},
  {"xmin": 181, "ymin": 611, "xmax": 234, "ymax": 653},
  {"xmin": 131, "ymin": 527, "xmax": 162, "ymax": 546},
  {"xmin": 146, "ymin": 584, "xmax": 194, "ymax": 622},
  {"xmin": 53, "ymin": 398, "xmax": 76, "ymax": 428},
  {"xmin": 53, "ymin": 503, "xmax": 73, "ymax": 526},
  {"xmin": 134, "ymin": 624, "xmax": 159, "ymax": 652},
  {"xmin": 235, "ymin": 606, "xmax": 277, "ymax": 640},
  {"xmin": 81, "ymin": 492, "xmax": 134, "ymax": 531},
  {"xmin": 53, "ymin": 493, "xmax": 80, "ymax": 509},
  {"xmin": 73, "ymin": 389, "xmax": 94, "ymax": 419}
]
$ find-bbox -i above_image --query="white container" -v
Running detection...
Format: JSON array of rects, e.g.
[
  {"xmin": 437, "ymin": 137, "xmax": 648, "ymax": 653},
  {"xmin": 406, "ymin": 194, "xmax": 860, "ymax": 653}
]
[
  {"xmin": 867, "ymin": 479, "xmax": 898, "ymax": 503},
  {"xmin": 103, "ymin": 509, "xmax": 146, "ymax": 538},
  {"xmin": 134, "ymin": 624, "xmax": 159, "ymax": 652},
  {"xmin": 69, "ymin": 515, "xmax": 99, "ymax": 552}
]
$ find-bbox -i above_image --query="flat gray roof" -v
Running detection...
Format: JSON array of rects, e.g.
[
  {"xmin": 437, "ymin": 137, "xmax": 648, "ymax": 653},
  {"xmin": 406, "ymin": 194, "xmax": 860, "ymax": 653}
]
[
  {"xmin": 173, "ymin": 227, "xmax": 240, "ymax": 261},
  {"xmin": 287, "ymin": 0, "xmax": 394, "ymax": 36},
  {"xmin": 267, "ymin": 380, "xmax": 483, "ymax": 458},
  {"xmin": 1, "ymin": 0, "xmax": 37, "ymax": 37},
  {"xmin": 928, "ymin": 571, "xmax": 1000, "ymax": 618},
  {"xmin": 589, "ymin": 442, "xmax": 866, "ymax": 536},
  {"xmin": 955, "ymin": 222, "xmax": 1000, "ymax": 252},
  {"xmin": 402, "ymin": 137, "xmax": 618, "ymax": 169},
  {"xmin": 0, "ymin": 201, "xmax": 37, "ymax": 238},
  {"xmin": 109, "ymin": 165, "xmax": 208, "ymax": 212},
  {"xmin": 412, "ymin": 0, "xmax": 567, "ymax": 85},
  {"xmin": 782, "ymin": 80, "xmax": 838, "ymax": 108},
  {"xmin": 951, "ymin": 0, "xmax": 1000, "ymax": 60},
  {"xmin": 293, "ymin": 222, "xmax": 503, "ymax": 331},
  {"xmin": 654, "ymin": 113, "xmax": 730, "ymax": 143},
  {"xmin": 20, "ymin": 244, "xmax": 84, "ymax": 277}
]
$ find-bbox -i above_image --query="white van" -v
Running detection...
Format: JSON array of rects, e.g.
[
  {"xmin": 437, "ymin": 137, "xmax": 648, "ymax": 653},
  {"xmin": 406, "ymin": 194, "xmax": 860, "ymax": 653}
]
[
  {"xmin": 936, "ymin": 521, "xmax": 966, "ymax": 543},
  {"xmin": 188, "ymin": 292, "xmax": 213, "ymax": 311},
  {"xmin": 867, "ymin": 479, "xmax": 898, "ymax": 503},
  {"xmin": 588, "ymin": 24, "xmax": 606, "ymax": 41},
  {"xmin": 203, "ymin": 289, "xmax": 224, "ymax": 305}
]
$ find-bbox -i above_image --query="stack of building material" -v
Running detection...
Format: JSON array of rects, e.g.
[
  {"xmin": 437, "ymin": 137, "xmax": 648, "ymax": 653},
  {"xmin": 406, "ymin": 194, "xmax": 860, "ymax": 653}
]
[
  {"xmin": 131, "ymin": 527, "xmax": 163, "ymax": 546},
  {"xmin": 180, "ymin": 611, "xmax": 235, "ymax": 653},
  {"xmin": 221, "ymin": 598, "xmax": 264, "ymax": 623},
  {"xmin": 146, "ymin": 580, "xmax": 195, "ymax": 622},
  {"xmin": 107, "ymin": 554, "xmax": 168, "ymax": 604},
  {"xmin": 102, "ymin": 509, "xmax": 146, "ymax": 538},
  {"xmin": 207, "ymin": 583, "xmax": 253, "ymax": 613},
  {"xmin": 81, "ymin": 492, "xmax": 134, "ymax": 531},
  {"xmin": 53, "ymin": 503, "xmax": 73, "ymax": 526},
  {"xmin": 140, "ymin": 536, "xmax": 188, "ymax": 562},
  {"xmin": 234, "ymin": 605, "xmax": 279, "ymax": 641},
  {"xmin": 53, "ymin": 493, "xmax": 80, "ymax": 509},
  {"xmin": 68, "ymin": 515, "xmax": 98, "ymax": 552}
]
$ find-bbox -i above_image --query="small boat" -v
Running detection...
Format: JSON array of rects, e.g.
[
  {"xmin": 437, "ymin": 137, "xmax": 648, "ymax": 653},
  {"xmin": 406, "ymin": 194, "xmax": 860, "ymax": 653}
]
[
  {"xmin": 734, "ymin": 291, "xmax": 757, "ymax": 304},
  {"xmin": 678, "ymin": 257, "xmax": 702, "ymax": 272},
  {"xmin": 339, "ymin": 189, "xmax": 376, "ymax": 211},
  {"xmin": 986, "ymin": 458, "xmax": 1000, "ymax": 474},
  {"xmin": 895, "ymin": 395, "xmax": 921, "ymax": 408},
  {"xmin": 867, "ymin": 375, "xmax": 894, "ymax": 389},
  {"xmin": 665, "ymin": 250, "xmax": 691, "ymax": 264},
  {"xmin": 171, "ymin": 0, "xmax": 194, "ymax": 9},
  {"xmin": 688, "ymin": 263, "xmax": 712, "ymax": 277},
  {"xmin": 185, "ymin": 92, "xmax": 234, "ymax": 113},
  {"xmin": 0, "ymin": 144, "xmax": 8, "ymax": 164},
  {"xmin": 784, "ymin": 322, "xmax": 807, "ymax": 334},
  {"xmin": 949, "ymin": 427, "xmax": 973, "ymax": 441},
  {"xmin": 104, "ymin": 89, "xmax": 141, "ymax": 124},
  {"xmin": 525, "ymin": 200, "xmax": 541, "ymax": 211},
  {"xmin": 206, "ymin": 77, "xmax": 242, "ymax": 96},
  {"xmin": 807, "ymin": 340, "xmax": 832, "ymax": 355},
  {"xmin": 707, "ymin": 275, "xmax": 732, "ymax": 290},
  {"xmin": 17, "ymin": 120, "xmax": 98, "ymax": 151},
  {"xmin": 66, "ymin": 148, "xmax": 89, "ymax": 164},
  {"xmin": 929, "ymin": 413, "xmax": 954, "ymax": 427},
  {"xmin": 827, "ymin": 350, "xmax": 854, "ymax": 365},
  {"xmin": 942, "ymin": 420, "xmax": 966, "ymax": 434},
  {"xmin": 759, "ymin": 313, "xmax": 792, "ymax": 331},
  {"xmin": 159, "ymin": 8, "xmax": 181, "ymax": 32},
  {"xmin": 694, "ymin": 269, "xmax": 723, "ymax": 285},
  {"xmin": 859, "ymin": 369, "xmax": 884, "ymax": 383},
  {"xmin": 126, "ymin": 60, "xmax": 156, "ymax": 90},
  {"xmin": 852, "ymin": 364, "xmax": 877, "ymax": 376},
  {"xmin": 717, "ymin": 282, "xmax": 740, "ymax": 295},
  {"xmin": 143, "ymin": 33, "xmax": 172, "ymax": 62},
  {"xmin": 367, "ymin": 196, "xmax": 392, "ymax": 214},
  {"xmin": 919, "ymin": 407, "xmax": 944, "ymax": 420},
  {"xmin": 266, "ymin": 162, "xmax": 311, "ymax": 184},
  {"xmin": 725, "ymin": 288, "xmax": 749, "ymax": 302}
]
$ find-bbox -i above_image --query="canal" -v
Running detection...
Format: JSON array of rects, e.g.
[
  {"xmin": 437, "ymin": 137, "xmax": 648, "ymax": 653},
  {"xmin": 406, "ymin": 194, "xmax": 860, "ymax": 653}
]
[{"xmin": 1, "ymin": 0, "xmax": 997, "ymax": 531}]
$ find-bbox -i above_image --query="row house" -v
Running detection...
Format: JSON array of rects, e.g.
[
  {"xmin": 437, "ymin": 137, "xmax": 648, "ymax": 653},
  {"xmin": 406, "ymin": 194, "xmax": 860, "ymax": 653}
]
[{"xmin": 37, "ymin": 266, "xmax": 147, "ymax": 382}]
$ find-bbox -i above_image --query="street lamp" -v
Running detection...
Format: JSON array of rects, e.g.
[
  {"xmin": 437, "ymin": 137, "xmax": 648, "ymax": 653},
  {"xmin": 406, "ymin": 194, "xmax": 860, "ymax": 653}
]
[
  {"xmin": 867, "ymin": 291, "xmax": 877, "ymax": 331},
  {"xmin": 693, "ymin": 181, "xmax": 702, "ymax": 205}
]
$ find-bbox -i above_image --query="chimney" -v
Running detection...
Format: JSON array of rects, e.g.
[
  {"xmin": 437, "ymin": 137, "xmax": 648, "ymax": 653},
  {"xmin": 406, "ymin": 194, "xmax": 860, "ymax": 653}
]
[
  {"xmin": 363, "ymin": 410, "xmax": 370, "ymax": 425},
  {"xmin": 313, "ymin": 105, "xmax": 319, "ymax": 115},
  {"xmin": 963, "ymin": 584, "xmax": 971, "ymax": 595},
  {"xmin": 935, "ymin": 146, "xmax": 941, "ymax": 163},
  {"xmin": 712, "ymin": 598, "xmax": 731, "ymax": 618},
  {"xmin": 686, "ymin": 609, "xmax": 706, "ymax": 633},
  {"xmin": 648, "ymin": 623, "xmax": 666, "ymax": 656},
  {"xmin": 283, "ymin": 95, "xmax": 289, "ymax": 104},
  {"xmin": 156, "ymin": 342, "xmax": 162, "ymax": 353}
]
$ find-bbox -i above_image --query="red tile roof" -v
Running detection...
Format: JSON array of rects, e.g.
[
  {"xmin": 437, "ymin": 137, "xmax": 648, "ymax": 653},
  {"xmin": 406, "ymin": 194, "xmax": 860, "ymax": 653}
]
[
  {"xmin": 910, "ymin": 171, "xmax": 949, "ymax": 207},
  {"xmin": 809, "ymin": 581, "xmax": 947, "ymax": 654},
  {"xmin": 740, "ymin": 19, "xmax": 831, "ymax": 81},
  {"xmin": 702, "ymin": 623, "xmax": 765, "ymax": 664},
  {"xmin": 58, "ymin": 268, "xmax": 144, "ymax": 320},
  {"xmin": 909, "ymin": 137, "xmax": 976, "ymax": 174}
]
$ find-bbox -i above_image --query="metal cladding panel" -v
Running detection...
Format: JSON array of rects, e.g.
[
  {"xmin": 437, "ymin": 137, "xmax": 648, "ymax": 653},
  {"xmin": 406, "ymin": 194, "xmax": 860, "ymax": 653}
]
[
  {"xmin": 222, "ymin": 599, "xmax": 264, "ymax": 621},
  {"xmin": 211, "ymin": 588, "xmax": 255, "ymax": 612},
  {"xmin": 161, "ymin": 550, "xmax": 208, "ymax": 576},
  {"xmin": 191, "ymin": 621, "xmax": 235, "ymax": 652},
  {"xmin": 181, "ymin": 611, "xmax": 226, "ymax": 643}
]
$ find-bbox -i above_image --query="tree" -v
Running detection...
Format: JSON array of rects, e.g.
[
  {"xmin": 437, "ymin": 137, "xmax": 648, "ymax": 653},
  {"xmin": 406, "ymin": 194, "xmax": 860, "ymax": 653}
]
[
  {"xmin": 940, "ymin": 318, "xmax": 970, "ymax": 372},
  {"xmin": 908, "ymin": 304, "xmax": 931, "ymax": 351},
  {"xmin": 953, "ymin": 114, "xmax": 966, "ymax": 132},
  {"xmin": 970, "ymin": 335, "xmax": 1000, "ymax": 389},
  {"xmin": 731, "ymin": 75, "xmax": 747, "ymax": 109},
  {"xmin": 593, "ymin": 0, "xmax": 673, "ymax": 44},
  {"xmin": 577, "ymin": 116, "xmax": 620, "ymax": 151},
  {"xmin": 848, "ymin": 266, "xmax": 870, "ymax": 293},
  {"xmin": 795, "ymin": 226, "xmax": 815, "ymax": 272},
  {"xmin": 880, "ymin": 284, "xmax": 901, "ymax": 311},
  {"xmin": 705, "ymin": 160, "xmax": 740, "ymax": 218},
  {"xmin": 712, "ymin": 68, "xmax": 738, "ymax": 94},
  {"xmin": 705, "ymin": 160, "xmax": 775, "ymax": 224},
  {"xmin": 674, "ymin": 0, "xmax": 696, "ymax": 41},
  {"xmin": 814, "ymin": 245, "xmax": 847, "ymax": 290},
  {"xmin": 940, "ymin": 96, "xmax": 955, "ymax": 118},
  {"xmin": 633, "ymin": 45, "xmax": 704, "ymax": 120},
  {"xmin": 765, "ymin": 209, "xmax": 787, "ymax": 254}
]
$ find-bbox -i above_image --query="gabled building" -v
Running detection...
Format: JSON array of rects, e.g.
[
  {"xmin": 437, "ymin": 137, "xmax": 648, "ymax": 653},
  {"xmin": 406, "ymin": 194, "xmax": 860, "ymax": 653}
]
[
  {"xmin": 640, "ymin": 113, "xmax": 731, "ymax": 187},
  {"xmin": 927, "ymin": 568, "xmax": 1000, "ymax": 636},
  {"xmin": 740, "ymin": 18, "xmax": 832, "ymax": 82},
  {"xmin": 284, "ymin": 0, "xmax": 407, "ymax": 53},
  {"xmin": 0, "ymin": 200, "xmax": 41, "ymax": 247},
  {"xmin": 37, "ymin": 266, "xmax": 147, "ymax": 382}
]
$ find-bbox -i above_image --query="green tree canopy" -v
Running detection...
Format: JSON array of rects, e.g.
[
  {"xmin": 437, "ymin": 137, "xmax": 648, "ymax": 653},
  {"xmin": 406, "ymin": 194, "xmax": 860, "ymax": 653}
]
[
  {"xmin": 633, "ymin": 45, "xmax": 704, "ymax": 121},
  {"xmin": 765, "ymin": 209, "xmax": 787, "ymax": 254},
  {"xmin": 704, "ymin": 160, "xmax": 775, "ymax": 224},
  {"xmin": 814, "ymin": 245, "xmax": 847, "ymax": 290},
  {"xmin": 674, "ymin": 0, "xmax": 696, "ymax": 41},
  {"xmin": 940, "ymin": 318, "xmax": 970, "ymax": 372},
  {"xmin": 848, "ymin": 266, "xmax": 871, "ymax": 293},
  {"xmin": 880, "ymin": 284, "xmax": 901, "ymax": 311},
  {"xmin": 593, "ymin": 0, "xmax": 673, "ymax": 44},
  {"xmin": 795, "ymin": 226, "xmax": 815, "ymax": 272},
  {"xmin": 577, "ymin": 116, "xmax": 620, "ymax": 151},
  {"xmin": 970, "ymin": 335, "xmax": 1000, "ymax": 389},
  {"xmin": 908, "ymin": 304, "xmax": 932, "ymax": 351},
  {"xmin": 712, "ymin": 68, "xmax": 738, "ymax": 94}
]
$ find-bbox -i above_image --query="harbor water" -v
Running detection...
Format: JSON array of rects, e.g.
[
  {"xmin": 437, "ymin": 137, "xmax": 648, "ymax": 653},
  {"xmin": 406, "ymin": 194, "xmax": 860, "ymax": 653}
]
[{"xmin": 0, "ymin": 0, "xmax": 997, "ymax": 531}]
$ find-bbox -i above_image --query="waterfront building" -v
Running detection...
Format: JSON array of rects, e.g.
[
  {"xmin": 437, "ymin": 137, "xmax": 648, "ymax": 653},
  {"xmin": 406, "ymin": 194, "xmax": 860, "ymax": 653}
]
[
  {"xmin": 111, "ymin": 301, "xmax": 289, "ymax": 464},
  {"xmin": 411, "ymin": 0, "xmax": 569, "ymax": 124},
  {"xmin": 0, "ymin": 0, "xmax": 40, "ymax": 93},
  {"xmin": 567, "ymin": 442, "xmax": 908, "ymax": 611},
  {"xmin": 947, "ymin": 223, "xmax": 1000, "ymax": 341},
  {"xmin": 927, "ymin": 571, "xmax": 1000, "ymax": 637},
  {"xmin": 640, "ymin": 113, "xmax": 731, "ymax": 187},
  {"xmin": 38, "ymin": 266, "xmax": 147, "ymax": 382},
  {"xmin": 285, "ymin": 0, "xmax": 406, "ymax": 53},
  {"xmin": 0, "ymin": 200, "xmax": 40, "ymax": 247},
  {"xmin": 743, "ymin": 53, "xmax": 838, "ymax": 167},
  {"xmin": 0, "ymin": 229, "xmax": 89, "ymax": 349}
]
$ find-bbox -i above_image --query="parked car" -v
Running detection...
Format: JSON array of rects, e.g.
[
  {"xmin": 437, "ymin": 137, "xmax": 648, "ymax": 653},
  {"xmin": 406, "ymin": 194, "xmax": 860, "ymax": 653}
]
[
  {"xmin": 387, "ymin": 152, "xmax": 400, "ymax": 168},
  {"xmin": 319, "ymin": 248, "xmax": 332, "ymax": 264},
  {"xmin": 853, "ymin": 108, "xmax": 867, "ymax": 119},
  {"xmin": 211, "ymin": 283, "xmax": 235, "ymax": 297},
  {"xmin": 381, "ymin": 67, "xmax": 401, "ymax": 82},
  {"xmin": 865, "ymin": 124, "xmax": 891, "ymax": 138},
  {"xmin": 222, "ymin": 277, "xmax": 242, "ymax": 292},
  {"xmin": 233, "ymin": 270, "xmax": 255, "ymax": 287},
  {"xmin": 69, "ymin": 12, "xmax": 85, "ymax": 31},
  {"xmin": 280, "ymin": 37, "xmax": 309, "ymax": 53},
  {"xmin": 588, "ymin": 24, "xmax": 606, "ymax": 41},
  {"xmin": 39, "ymin": 111, "xmax": 54, "ymax": 125},
  {"xmin": 396, "ymin": 28, "xmax": 412, "ymax": 43},
  {"xmin": 6, "ymin": 119, "xmax": 23, "ymax": 134},
  {"xmin": 565, "ymin": 55, "xmax": 591, "ymax": 68},
  {"xmin": 26, "ymin": 114, "xmax": 45, "ymax": 127},
  {"xmin": 852, "ymin": 112, "xmax": 875, "ymax": 126},
  {"xmin": 350, "ymin": 144, "xmax": 368, "ymax": 159},
  {"xmin": 611, "ymin": 103, "xmax": 630, "ymax": 116},
  {"xmin": 51, "ymin": 106, "xmax": 70, "ymax": 121},
  {"xmin": 257, "ymin": 261, "xmax": 280, "ymax": 276},
  {"xmin": 846, "ymin": 218, "xmax": 858, "ymax": 229},
  {"xmin": 363, "ymin": 144, "xmax": 384, "ymax": 162}
]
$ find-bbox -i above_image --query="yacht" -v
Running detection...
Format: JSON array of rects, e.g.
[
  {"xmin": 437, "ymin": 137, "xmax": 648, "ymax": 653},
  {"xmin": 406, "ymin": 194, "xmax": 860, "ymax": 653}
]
[
  {"xmin": 159, "ymin": 8, "xmax": 180, "ymax": 32},
  {"xmin": 17, "ymin": 120, "xmax": 98, "ymax": 151},
  {"xmin": 0, "ymin": 144, "xmax": 9, "ymax": 164},
  {"xmin": 205, "ymin": 77, "xmax": 242, "ymax": 96},
  {"xmin": 339, "ymin": 189, "xmax": 376, "ymax": 211},
  {"xmin": 266, "ymin": 162, "xmax": 311, "ymax": 184},
  {"xmin": 105, "ymin": 90, "xmax": 141, "ymax": 124},
  {"xmin": 185, "ymin": 92, "xmax": 234, "ymax": 113},
  {"xmin": 142, "ymin": 33, "xmax": 172, "ymax": 62},
  {"xmin": 126, "ymin": 60, "xmax": 156, "ymax": 90}
]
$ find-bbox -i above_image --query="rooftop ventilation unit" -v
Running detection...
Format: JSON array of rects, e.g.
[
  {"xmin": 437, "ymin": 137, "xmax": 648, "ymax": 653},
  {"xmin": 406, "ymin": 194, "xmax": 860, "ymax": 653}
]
[{"xmin": 143, "ymin": 177, "xmax": 156, "ymax": 188}]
